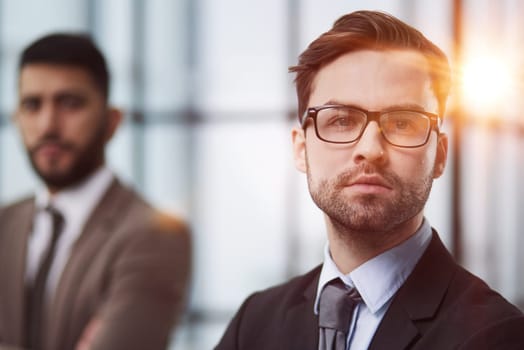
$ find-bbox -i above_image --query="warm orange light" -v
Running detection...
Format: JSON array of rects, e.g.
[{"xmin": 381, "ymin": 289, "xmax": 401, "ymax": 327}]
[{"xmin": 460, "ymin": 55, "xmax": 515, "ymax": 117}]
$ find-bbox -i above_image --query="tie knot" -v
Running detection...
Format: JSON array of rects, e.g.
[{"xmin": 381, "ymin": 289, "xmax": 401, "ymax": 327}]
[{"xmin": 318, "ymin": 279, "xmax": 360, "ymax": 332}]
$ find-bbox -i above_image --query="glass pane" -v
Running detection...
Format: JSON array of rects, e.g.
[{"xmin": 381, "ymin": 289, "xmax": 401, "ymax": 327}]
[
  {"xmin": 196, "ymin": 0, "xmax": 288, "ymax": 113},
  {"xmin": 191, "ymin": 119, "xmax": 291, "ymax": 311}
]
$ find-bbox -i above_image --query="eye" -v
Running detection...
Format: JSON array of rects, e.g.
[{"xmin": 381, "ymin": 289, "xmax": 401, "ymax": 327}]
[
  {"xmin": 57, "ymin": 94, "xmax": 86, "ymax": 110},
  {"xmin": 394, "ymin": 118, "xmax": 413, "ymax": 130},
  {"xmin": 322, "ymin": 108, "xmax": 363, "ymax": 130},
  {"xmin": 19, "ymin": 97, "xmax": 41, "ymax": 113},
  {"xmin": 383, "ymin": 111, "xmax": 429, "ymax": 135},
  {"xmin": 332, "ymin": 116, "xmax": 351, "ymax": 126}
]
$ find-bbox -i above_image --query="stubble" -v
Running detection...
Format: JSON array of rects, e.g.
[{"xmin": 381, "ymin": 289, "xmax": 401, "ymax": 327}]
[{"xmin": 307, "ymin": 161, "xmax": 434, "ymax": 241}]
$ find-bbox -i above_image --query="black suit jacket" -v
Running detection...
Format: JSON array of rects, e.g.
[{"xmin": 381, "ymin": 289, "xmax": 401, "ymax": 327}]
[{"xmin": 216, "ymin": 232, "xmax": 524, "ymax": 349}]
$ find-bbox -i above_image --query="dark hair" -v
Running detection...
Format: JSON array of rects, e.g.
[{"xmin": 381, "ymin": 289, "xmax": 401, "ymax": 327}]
[
  {"xmin": 19, "ymin": 33, "xmax": 110, "ymax": 100},
  {"xmin": 289, "ymin": 10, "xmax": 451, "ymax": 120}
]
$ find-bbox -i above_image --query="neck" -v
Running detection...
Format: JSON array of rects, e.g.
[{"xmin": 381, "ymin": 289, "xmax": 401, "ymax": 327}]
[
  {"xmin": 46, "ymin": 164, "xmax": 104, "ymax": 196},
  {"xmin": 326, "ymin": 212, "xmax": 424, "ymax": 274}
]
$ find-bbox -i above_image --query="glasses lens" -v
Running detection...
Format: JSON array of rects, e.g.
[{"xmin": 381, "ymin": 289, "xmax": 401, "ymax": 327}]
[
  {"xmin": 316, "ymin": 107, "xmax": 366, "ymax": 143},
  {"xmin": 381, "ymin": 111, "xmax": 430, "ymax": 146}
]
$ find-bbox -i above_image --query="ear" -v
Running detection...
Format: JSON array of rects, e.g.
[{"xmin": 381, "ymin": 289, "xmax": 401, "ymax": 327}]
[
  {"xmin": 104, "ymin": 107, "xmax": 123, "ymax": 143},
  {"xmin": 292, "ymin": 126, "xmax": 307, "ymax": 173},
  {"xmin": 433, "ymin": 132, "xmax": 448, "ymax": 179}
]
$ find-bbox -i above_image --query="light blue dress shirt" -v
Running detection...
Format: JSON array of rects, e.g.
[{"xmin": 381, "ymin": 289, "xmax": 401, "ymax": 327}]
[{"xmin": 314, "ymin": 219, "xmax": 432, "ymax": 350}]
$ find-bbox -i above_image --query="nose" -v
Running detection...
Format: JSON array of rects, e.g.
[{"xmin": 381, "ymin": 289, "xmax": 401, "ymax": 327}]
[
  {"xmin": 38, "ymin": 102, "xmax": 60, "ymax": 135},
  {"xmin": 352, "ymin": 121, "xmax": 386, "ymax": 164}
]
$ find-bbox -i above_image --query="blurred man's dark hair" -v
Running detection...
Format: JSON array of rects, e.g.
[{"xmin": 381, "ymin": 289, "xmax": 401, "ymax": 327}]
[{"xmin": 19, "ymin": 33, "xmax": 110, "ymax": 101}]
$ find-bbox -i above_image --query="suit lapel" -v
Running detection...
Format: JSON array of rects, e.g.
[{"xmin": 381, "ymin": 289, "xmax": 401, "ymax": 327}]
[
  {"xmin": 369, "ymin": 231, "xmax": 457, "ymax": 350},
  {"xmin": 45, "ymin": 179, "xmax": 133, "ymax": 350},
  {"xmin": 0, "ymin": 199, "xmax": 35, "ymax": 344},
  {"xmin": 282, "ymin": 266, "xmax": 321, "ymax": 350},
  {"xmin": 368, "ymin": 300, "xmax": 420, "ymax": 349}
]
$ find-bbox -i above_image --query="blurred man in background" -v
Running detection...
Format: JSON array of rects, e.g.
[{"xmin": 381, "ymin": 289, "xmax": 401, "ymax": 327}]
[
  {"xmin": 0, "ymin": 33, "xmax": 191, "ymax": 350},
  {"xmin": 216, "ymin": 10, "xmax": 524, "ymax": 350}
]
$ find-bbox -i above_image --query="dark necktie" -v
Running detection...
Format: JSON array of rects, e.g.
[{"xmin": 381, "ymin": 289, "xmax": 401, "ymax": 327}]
[
  {"xmin": 27, "ymin": 206, "xmax": 65, "ymax": 349},
  {"xmin": 318, "ymin": 279, "xmax": 361, "ymax": 350}
]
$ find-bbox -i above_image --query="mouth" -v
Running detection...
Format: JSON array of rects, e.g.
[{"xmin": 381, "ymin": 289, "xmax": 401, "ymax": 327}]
[
  {"xmin": 32, "ymin": 142, "xmax": 70, "ymax": 158},
  {"xmin": 345, "ymin": 175, "xmax": 393, "ymax": 194}
]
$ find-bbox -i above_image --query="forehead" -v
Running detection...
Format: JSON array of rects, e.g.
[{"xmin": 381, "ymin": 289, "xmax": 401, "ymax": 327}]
[
  {"xmin": 19, "ymin": 63, "xmax": 98, "ymax": 96},
  {"xmin": 309, "ymin": 50, "xmax": 437, "ymax": 112}
]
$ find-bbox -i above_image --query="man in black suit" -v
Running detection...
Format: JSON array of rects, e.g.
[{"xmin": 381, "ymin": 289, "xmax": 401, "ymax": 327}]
[{"xmin": 216, "ymin": 10, "xmax": 524, "ymax": 350}]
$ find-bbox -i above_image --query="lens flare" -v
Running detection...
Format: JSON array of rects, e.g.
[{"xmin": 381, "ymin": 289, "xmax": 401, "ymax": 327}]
[{"xmin": 460, "ymin": 55, "xmax": 515, "ymax": 117}]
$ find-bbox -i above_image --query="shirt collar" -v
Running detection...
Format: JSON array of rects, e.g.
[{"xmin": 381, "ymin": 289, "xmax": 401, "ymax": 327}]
[
  {"xmin": 35, "ymin": 166, "xmax": 114, "ymax": 228},
  {"xmin": 314, "ymin": 219, "xmax": 432, "ymax": 315}
]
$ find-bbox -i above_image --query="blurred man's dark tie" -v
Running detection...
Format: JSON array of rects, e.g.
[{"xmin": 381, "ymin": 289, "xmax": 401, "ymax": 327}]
[{"xmin": 26, "ymin": 207, "xmax": 64, "ymax": 349}]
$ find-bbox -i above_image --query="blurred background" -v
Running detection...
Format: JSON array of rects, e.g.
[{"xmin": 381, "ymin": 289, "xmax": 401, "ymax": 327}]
[{"xmin": 1, "ymin": 0, "xmax": 524, "ymax": 348}]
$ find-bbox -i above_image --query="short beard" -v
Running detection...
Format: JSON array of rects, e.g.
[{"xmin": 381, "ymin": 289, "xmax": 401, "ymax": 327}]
[
  {"xmin": 28, "ymin": 121, "xmax": 107, "ymax": 190},
  {"xmin": 307, "ymin": 160, "xmax": 434, "ymax": 241}
]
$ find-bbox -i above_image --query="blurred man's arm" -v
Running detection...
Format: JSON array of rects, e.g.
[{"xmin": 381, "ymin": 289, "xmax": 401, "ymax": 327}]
[{"xmin": 76, "ymin": 220, "xmax": 191, "ymax": 350}]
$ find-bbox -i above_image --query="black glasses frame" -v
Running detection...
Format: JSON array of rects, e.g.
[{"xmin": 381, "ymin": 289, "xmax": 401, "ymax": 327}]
[{"xmin": 301, "ymin": 104, "xmax": 441, "ymax": 148}]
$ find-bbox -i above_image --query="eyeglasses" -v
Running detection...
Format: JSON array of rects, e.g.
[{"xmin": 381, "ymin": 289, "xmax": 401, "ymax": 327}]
[{"xmin": 301, "ymin": 105, "xmax": 441, "ymax": 148}]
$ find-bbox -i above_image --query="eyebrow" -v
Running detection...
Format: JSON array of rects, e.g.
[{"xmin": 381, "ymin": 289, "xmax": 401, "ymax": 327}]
[
  {"xmin": 383, "ymin": 103, "xmax": 427, "ymax": 111},
  {"xmin": 20, "ymin": 89, "xmax": 87, "ymax": 100},
  {"xmin": 321, "ymin": 100, "xmax": 427, "ymax": 112}
]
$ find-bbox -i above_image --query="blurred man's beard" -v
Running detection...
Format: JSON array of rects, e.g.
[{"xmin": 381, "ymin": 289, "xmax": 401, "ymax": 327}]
[
  {"xmin": 28, "ymin": 125, "xmax": 107, "ymax": 190},
  {"xmin": 307, "ymin": 162, "xmax": 433, "ymax": 236}
]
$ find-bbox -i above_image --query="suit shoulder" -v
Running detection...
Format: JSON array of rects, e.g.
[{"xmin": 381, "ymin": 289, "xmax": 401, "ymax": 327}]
[
  {"xmin": 451, "ymin": 266, "xmax": 522, "ymax": 316},
  {"xmin": 215, "ymin": 265, "xmax": 321, "ymax": 349},
  {"xmin": 0, "ymin": 196, "xmax": 33, "ymax": 217},
  {"xmin": 459, "ymin": 314, "xmax": 524, "ymax": 349},
  {"xmin": 111, "ymin": 181, "xmax": 189, "ymax": 235},
  {"xmin": 104, "ymin": 186, "xmax": 191, "ymax": 276},
  {"xmin": 439, "ymin": 265, "xmax": 524, "ymax": 340},
  {"xmin": 110, "ymin": 184, "xmax": 190, "ymax": 250}
]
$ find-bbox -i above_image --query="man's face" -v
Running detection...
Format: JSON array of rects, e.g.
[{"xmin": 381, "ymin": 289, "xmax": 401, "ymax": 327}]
[
  {"xmin": 15, "ymin": 64, "xmax": 117, "ymax": 192},
  {"xmin": 292, "ymin": 50, "xmax": 448, "ymax": 235}
]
